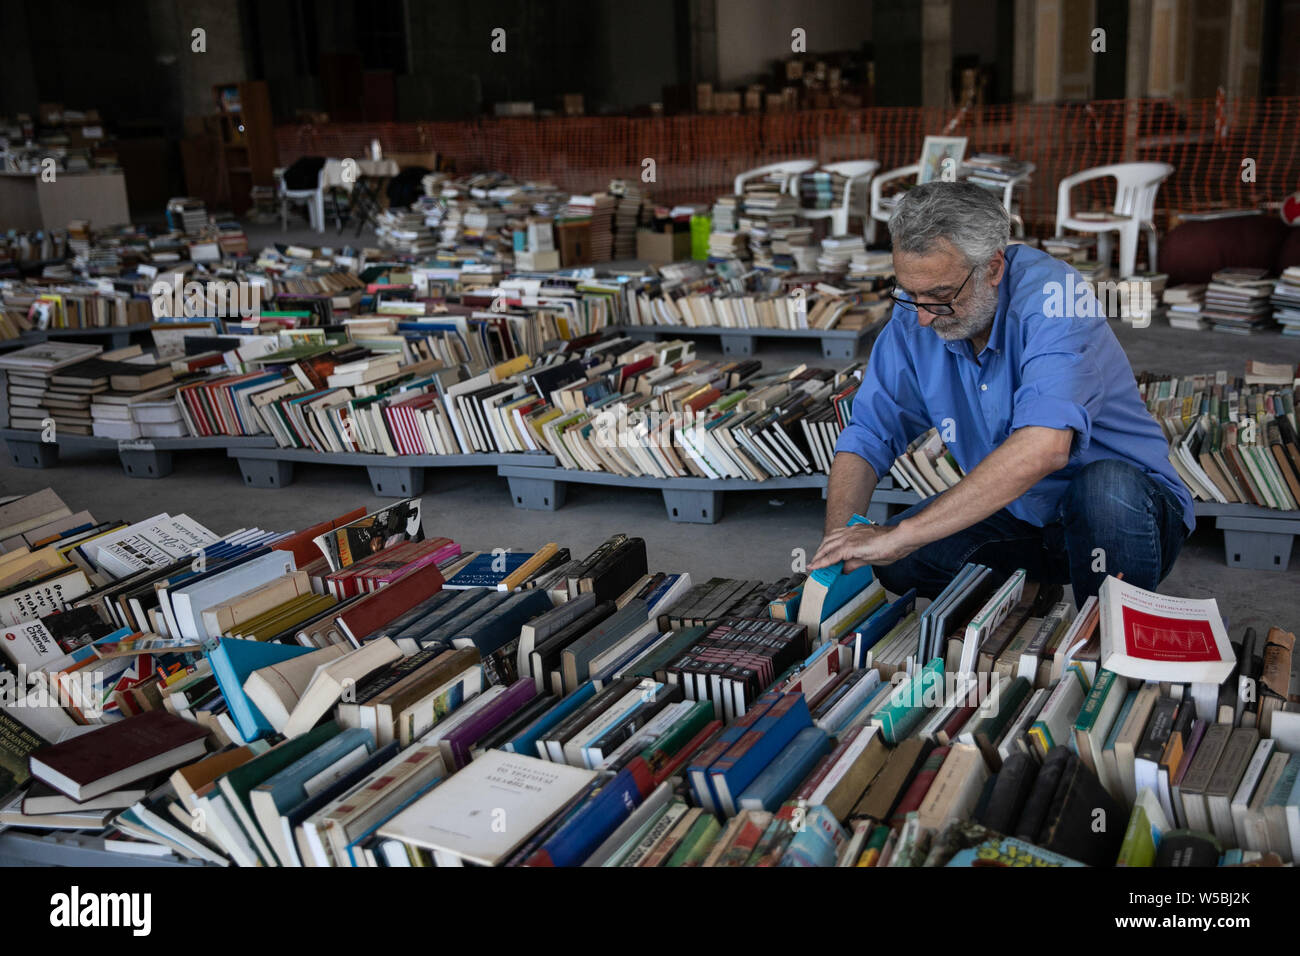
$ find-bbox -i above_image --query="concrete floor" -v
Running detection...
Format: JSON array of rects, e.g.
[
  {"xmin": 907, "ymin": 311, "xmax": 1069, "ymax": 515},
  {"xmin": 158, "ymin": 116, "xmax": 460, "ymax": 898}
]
[{"xmin": 2, "ymin": 220, "xmax": 1297, "ymax": 641}]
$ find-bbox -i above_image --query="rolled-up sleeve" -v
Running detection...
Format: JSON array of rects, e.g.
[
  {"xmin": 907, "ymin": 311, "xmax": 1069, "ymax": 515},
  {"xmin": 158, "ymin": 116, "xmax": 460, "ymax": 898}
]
[
  {"xmin": 1010, "ymin": 318, "xmax": 1106, "ymax": 451},
  {"xmin": 833, "ymin": 317, "xmax": 929, "ymax": 479}
]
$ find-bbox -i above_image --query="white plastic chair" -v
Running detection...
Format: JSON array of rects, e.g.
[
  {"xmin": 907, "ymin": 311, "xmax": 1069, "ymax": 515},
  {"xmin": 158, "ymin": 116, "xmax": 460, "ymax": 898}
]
[
  {"xmin": 1055, "ymin": 162, "xmax": 1174, "ymax": 278},
  {"xmin": 277, "ymin": 160, "xmax": 345, "ymax": 233},
  {"xmin": 797, "ymin": 159, "xmax": 881, "ymax": 241},
  {"xmin": 870, "ymin": 162, "xmax": 921, "ymax": 238},
  {"xmin": 733, "ymin": 159, "xmax": 817, "ymax": 197}
]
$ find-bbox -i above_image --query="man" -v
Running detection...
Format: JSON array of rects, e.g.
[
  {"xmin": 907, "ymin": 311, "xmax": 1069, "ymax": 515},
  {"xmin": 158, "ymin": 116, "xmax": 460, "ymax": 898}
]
[{"xmin": 810, "ymin": 182, "xmax": 1193, "ymax": 604}]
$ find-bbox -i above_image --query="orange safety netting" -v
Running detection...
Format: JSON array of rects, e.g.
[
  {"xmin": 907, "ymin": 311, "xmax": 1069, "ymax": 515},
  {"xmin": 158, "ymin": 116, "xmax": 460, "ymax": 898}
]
[{"xmin": 275, "ymin": 96, "xmax": 1300, "ymax": 236}]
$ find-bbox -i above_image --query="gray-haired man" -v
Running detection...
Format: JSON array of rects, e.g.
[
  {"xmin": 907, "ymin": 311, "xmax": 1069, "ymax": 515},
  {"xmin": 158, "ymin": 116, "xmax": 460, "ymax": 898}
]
[{"xmin": 810, "ymin": 182, "xmax": 1192, "ymax": 604}]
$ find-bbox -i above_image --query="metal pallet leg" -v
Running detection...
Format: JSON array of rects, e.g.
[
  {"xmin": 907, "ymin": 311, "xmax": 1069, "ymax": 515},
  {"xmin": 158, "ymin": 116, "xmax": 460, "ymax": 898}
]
[
  {"xmin": 1217, "ymin": 516, "xmax": 1296, "ymax": 571},
  {"xmin": 719, "ymin": 334, "xmax": 756, "ymax": 357},
  {"xmin": 508, "ymin": 475, "xmax": 567, "ymax": 511},
  {"xmin": 119, "ymin": 449, "xmax": 174, "ymax": 479},
  {"xmin": 821, "ymin": 336, "xmax": 858, "ymax": 360},
  {"xmin": 662, "ymin": 488, "xmax": 724, "ymax": 523},
  {"xmin": 6, "ymin": 438, "xmax": 58, "ymax": 468},
  {"xmin": 366, "ymin": 464, "xmax": 425, "ymax": 498},
  {"xmin": 237, "ymin": 457, "xmax": 295, "ymax": 488}
]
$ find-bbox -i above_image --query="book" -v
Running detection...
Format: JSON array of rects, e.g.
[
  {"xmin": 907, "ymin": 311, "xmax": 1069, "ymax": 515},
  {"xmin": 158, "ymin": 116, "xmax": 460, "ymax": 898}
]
[
  {"xmin": 28, "ymin": 710, "xmax": 208, "ymax": 801},
  {"xmin": 1097, "ymin": 577, "xmax": 1235, "ymax": 685}
]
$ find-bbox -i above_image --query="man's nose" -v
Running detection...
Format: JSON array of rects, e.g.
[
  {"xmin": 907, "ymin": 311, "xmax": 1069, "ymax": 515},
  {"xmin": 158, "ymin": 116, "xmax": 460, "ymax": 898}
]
[{"xmin": 916, "ymin": 308, "xmax": 937, "ymax": 326}]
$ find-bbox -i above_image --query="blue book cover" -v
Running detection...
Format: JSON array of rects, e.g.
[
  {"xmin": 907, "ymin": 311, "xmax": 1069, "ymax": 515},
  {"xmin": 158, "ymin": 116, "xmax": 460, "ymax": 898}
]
[
  {"xmin": 854, "ymin": 588, "xmax": 918, "ymax": 668},
  {"xmin": 777, "ymin": 804, "xmax": 848, "ymax": 866},
  {"xmin": 392, "ymin": 589, "xmax": 491, "ymax": 643},
  {"xmin": 443, "ymin": 551, "xmax": 537, "ymax": 589},
  {"xmin": 205, "ymin": 637, "xmax": 317, "ymax": 741},
  {"xmin": 455, "ymin": 589, "xmax": 552, "ymax": 657},
  {"xmin": 253, "ymin": 727, "xmax": 376, "ymax": 813},
  {"xmin": 687, "ymin": 691, "xmax": 780, "ymax": 811},
  {"xmin": 806, "ymin": 513, "xmax": 875, "ymax": 621},
  {"xmin": 506, "ymin": 681, "xmax": 597, "ymax": 758},
  {"xmin": 709, "ymin": 694, "xmax": 814, "ymax": 814},
  {"xmin": 737, "ymin": 725, "xmax": 831, "ymax": 812},
  {"xmin": 529, "ymin": 765, "xmax": 648, "ymax": 867}
]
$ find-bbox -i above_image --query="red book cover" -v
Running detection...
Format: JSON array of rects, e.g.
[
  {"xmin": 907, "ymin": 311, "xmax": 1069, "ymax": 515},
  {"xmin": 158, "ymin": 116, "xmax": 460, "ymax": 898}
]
[
  {"xmin": 28, "ymin": 710, "xmax": 208, "ymax": 798},
  {"xmin": 889, "ymin": 745, "xmax": 951, "ymax": 827},
  {"xmin": 1120, "ymin": 607, "xmax": 1220, "ymax": 663},
  {"xmin": 335, "ymin": 562, "xmax": 445, "ymax": 645},
  {"xmin": 273, "ymin": 508, "xmax": 367, "ymax": 566}
]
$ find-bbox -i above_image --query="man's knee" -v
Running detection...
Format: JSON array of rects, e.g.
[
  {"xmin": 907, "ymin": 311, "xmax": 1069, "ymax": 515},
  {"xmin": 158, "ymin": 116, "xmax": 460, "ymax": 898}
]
[{"xmin": 1062, "ymin": 458, "xmax": 1156, "ymax": 522}]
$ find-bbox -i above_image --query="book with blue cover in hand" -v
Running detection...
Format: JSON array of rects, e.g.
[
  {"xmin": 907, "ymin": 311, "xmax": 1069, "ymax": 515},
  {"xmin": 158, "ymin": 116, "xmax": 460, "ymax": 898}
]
[
  {"xmin": 800, "ymin": 513, "xmax": 875, "ymax": 633},
  {"xmin": 205, "ymin": 636, "xmax": 318, "ymax": 742}
]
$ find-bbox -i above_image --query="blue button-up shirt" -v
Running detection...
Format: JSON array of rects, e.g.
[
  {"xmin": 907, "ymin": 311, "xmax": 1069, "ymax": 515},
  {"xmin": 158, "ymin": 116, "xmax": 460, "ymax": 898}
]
[{"xmin": 835, "ymin": 244, "xmax": 1195, "ymax": 530}]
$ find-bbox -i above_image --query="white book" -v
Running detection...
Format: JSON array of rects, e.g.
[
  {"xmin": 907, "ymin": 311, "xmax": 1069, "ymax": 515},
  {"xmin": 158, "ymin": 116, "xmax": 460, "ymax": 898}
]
[
  {"xmin": 1231, "ymin": 737, "xmax": 1277, "ymax": 850},
  {"xmin": 376, "ymin": 750, "xmax": 596, "ymax": 866},
  {"xmin": 96, "ymin": 514, "xmax": 219, "ymax": 579},
  {"xmin": 0, "ymin": 568, "xmax": 92, "ymax": 628},
  {"xmin": 1098, "ymin": 576, "xmax": 1235, "ymax": 684},
  {"xmin": 170, "ymin": 551, "xmax": 297, "ymax": 642}
]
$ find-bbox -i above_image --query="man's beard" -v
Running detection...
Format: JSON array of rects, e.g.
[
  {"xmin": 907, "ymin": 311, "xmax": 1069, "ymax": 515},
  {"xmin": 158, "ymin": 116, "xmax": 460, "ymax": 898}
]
[{"xmin": 928, "ymin": 276, "xmax": 998, "ymax": 342}]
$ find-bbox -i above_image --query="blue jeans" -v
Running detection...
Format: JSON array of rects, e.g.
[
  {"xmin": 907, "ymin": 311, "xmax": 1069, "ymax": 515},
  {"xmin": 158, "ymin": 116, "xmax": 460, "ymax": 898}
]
[{"xmin": 873, "ymin": 458, "xmax": 1189, "ymax": 607}]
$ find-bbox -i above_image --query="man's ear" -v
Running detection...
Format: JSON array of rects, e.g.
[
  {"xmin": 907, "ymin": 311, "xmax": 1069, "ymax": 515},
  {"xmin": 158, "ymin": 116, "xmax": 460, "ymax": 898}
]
[{"xmin": 987, "ymin": 248, "xmax": 1007, "ymax": 286}]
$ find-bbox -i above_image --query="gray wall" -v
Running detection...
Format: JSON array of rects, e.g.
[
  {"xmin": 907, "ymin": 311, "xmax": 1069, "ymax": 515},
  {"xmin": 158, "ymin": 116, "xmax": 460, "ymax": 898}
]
[{"xmin": 714, "ymin": 0, "xmax": 872, "ymax": 87}]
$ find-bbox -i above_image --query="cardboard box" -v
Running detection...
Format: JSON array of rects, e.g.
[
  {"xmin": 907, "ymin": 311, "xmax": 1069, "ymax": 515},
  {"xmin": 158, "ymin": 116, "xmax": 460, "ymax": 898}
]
[
  {"xmin": 744, "ymin": 88, "xmax": 763, "ymax": 112},
  {"xmin": 696, "ymin": 83, "xmax": 713, "ymax": 113},
  {"xmin": 515, "ymin": 249, "xmax": 560, "ymax": 271},
  {"xmin": 561, "ymin": 93, "xmax": 584, "ymax": 116},
  {"xmin": 637, "ymin": 228, "xmax": 692, "ymax": 265},
  {"xmin": 714, "ymin": 92, "xmax": 741, "ymax": 113},
  {"xmin": 556, "ymin": 221, "xmax": 592, "ymax": 266}
]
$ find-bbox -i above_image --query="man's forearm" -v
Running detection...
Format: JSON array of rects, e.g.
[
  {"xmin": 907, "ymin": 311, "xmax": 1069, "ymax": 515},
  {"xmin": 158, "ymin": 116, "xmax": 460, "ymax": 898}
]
[
  {"xmin": 894, "ymin": 426, "xmax": 1069, "ymax": 550},
  {"xmin": 825, "ymin": 452, "xmax": 878, "ymax": 534}
]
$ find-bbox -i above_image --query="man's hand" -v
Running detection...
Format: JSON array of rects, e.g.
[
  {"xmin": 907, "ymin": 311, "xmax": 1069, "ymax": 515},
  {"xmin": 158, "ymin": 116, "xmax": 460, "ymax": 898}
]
[{"xmin": 810, "ymin": 523, "xmax": 917, "ymax": 573}]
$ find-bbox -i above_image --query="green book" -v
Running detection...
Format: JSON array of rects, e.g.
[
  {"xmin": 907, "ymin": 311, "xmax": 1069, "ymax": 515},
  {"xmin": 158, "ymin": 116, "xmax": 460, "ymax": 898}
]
[
  {"xmin": 872, "ymin": 657, "xmax": 945, "ymax": 745},
  {"xmin": 639, "ymin": 700, "xmax": 715, "ymax": 773},
  {"xmin": 1075, "ymin": 668, "xmax": 1119, "ymax": 735},
  {"xmin": 216, "ymin": 720, "xmax": 342, "ymax": 865},
  {"xmin": 628, "ymin": 625, "xmax": 708, "ymax": 681},
  {"xmin": 1116, "ymin": 789, "xmax": 1168, "ymax": 867},
  {"xmin": 665, "ymin": 812, "xmax": 721, "ymax": 867}
]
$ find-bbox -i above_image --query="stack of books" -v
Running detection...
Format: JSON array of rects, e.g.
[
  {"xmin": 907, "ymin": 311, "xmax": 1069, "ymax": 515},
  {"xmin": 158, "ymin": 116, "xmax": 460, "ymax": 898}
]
[
  {"xmin": 1164, "ymin": 284, "xmax": 1208, "ymax": 331},
  {"xmin": 0, "ymin": 342, "xmax": 106, "ymax": 435},
  {"xmin": 710, "ymin": 195, "xmax": 739, "ymax": 234},
  {"xmin": 797, "ymin": 169, "xmax": 848, "ymax": 210},
  {"xmin": 608, "ymin": 180, "xmax": 644, "ymax": 260},
  {"xmin": 1139, "ymin": 362, "xmax": 1299, "ymax": 510},
  {"xmin": 165, "ymin": 197, "xmax": 209, "ymax": 236},
  {"xmin": 1271, "ymin": 266, "xmax": 1300, "ymax": 337},
  {"xmin": 1203, "ymin": 268, "xmax": 1275, "ymax": 335},
  {"xmin": 0, "ymin": 485, "xmax": 1294, "ymax": 867},
  {"xmin": 375, "ymin": 207, "xmax": 437, "ymax": 257},
  {"xmin": 817, "ymin": 236, "xmax": 866, "ymax": 274},
  {"xmin": 561, "ymin": 194, "xmax": 616, "ymax": 262},
  {"xmin": 1041, "ymin": 235, "xmax": 1096, "ymax": 263}
]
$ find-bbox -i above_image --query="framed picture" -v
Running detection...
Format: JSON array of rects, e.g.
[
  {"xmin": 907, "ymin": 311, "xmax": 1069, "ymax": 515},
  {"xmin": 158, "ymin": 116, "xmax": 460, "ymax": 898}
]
[{"xmin": 917, "ymin": 136, "xmax": 968, "ymax": 185}]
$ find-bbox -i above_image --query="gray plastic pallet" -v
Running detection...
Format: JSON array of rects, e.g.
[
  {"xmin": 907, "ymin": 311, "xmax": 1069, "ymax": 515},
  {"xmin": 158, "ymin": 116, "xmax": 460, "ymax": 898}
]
[
  {"xmin": 612, "ymin": 323, "xmax": 874, "ymax": 359},
  {"xmin": 1, "ymin": 428, "xmax": 275, "ymax": 479},
  {"xmin": 1194, "ymin": 501, "xmax": 1299, "ymax": 571},
  {"xmin": 0, "ymin": 830, "xmax": 215, "ymax": 867},
  {"xmin": 498, "ymin": 464, "xmax": 923, "ymax": 524},
  {"xmin": 228, "ymin": 446, "xmax": 556, "ymax": 497}
]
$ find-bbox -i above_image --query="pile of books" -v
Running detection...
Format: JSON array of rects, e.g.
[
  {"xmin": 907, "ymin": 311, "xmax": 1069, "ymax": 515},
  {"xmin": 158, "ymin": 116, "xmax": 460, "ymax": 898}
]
[
  {"xmin": 1271, "ymin": 266, "xmax": 1300, "ymax": 336},
  {"xmin": 375, "ymin": 207, "xmax": 438, "ymax": 257},
  {"xmin": 797, "ymin": 169, "xmax": 848, "ymax": 210},
  {"xmin": 960, "ymin": 154, "xmax": 1033, "ymax": 188},
  {"xmin": 882, "ymin": 427, "xmax": 967, "ymax": 497},
  {"xmin": 0, "ymin": 341, "xmax": 109, "ymax": 435},
  {"xmin": 710, "ymin": 195, "xmax": 739, "ymax": 235},
  {"xmin": 1203, "ymin": 268, "xmax": 1275, "ymax": 335},
  {"xmin": 1, "ymin": 487, "xmax": 1295, "ymax": 867},
  {"xmin": 608, "ymin": 180, "xmax": 644, "ymax": 260},
  {"xmin": 1140, "ymin": 362, "xmax": 1300, "ymax": 510},
  {"xmin": 561, "ymin": 193, "xmax": 615, "ymax": 262},
  {"xmin": 1164, "ymin": 283, "xmax": 1207, "ymax": 331},
  {"xmin": 817, "ymin": 235, "xmax": 866, "ymax": 274},
  {"xmin": 846, "ymin": 249, "xmax": 894, "ymax": 284},
  {"xmin": 165, "ymin": 197, "xmax": 209, "ymax": 236},
  {"xmin": 1041, "ymin": 235, "xmax": 1096, "ymax": 263}
]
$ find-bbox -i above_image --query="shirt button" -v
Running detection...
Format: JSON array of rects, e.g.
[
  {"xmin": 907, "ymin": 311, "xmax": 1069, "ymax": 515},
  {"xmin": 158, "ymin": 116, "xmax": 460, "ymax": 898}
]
[{"xmin": 980, "ymin": 384, "xmax": 988, "ymax": 391}]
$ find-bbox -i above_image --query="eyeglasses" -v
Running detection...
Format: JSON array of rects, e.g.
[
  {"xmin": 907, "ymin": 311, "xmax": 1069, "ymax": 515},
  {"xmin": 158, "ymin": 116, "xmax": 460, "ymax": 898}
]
[{"xmin": 887, "ymin": 264, "xmax": 977, "ymax": 316}]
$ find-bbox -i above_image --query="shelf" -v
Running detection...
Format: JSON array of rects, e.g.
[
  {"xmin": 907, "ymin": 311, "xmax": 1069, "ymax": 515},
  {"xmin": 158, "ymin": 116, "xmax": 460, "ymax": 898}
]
[
  {"xmin": 2, "ymin": 427, "xmax": 276, "ymax": 478},
  {"xmin": 610, "ymin": 323, "xmax": 877, "ymax": 359}
]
